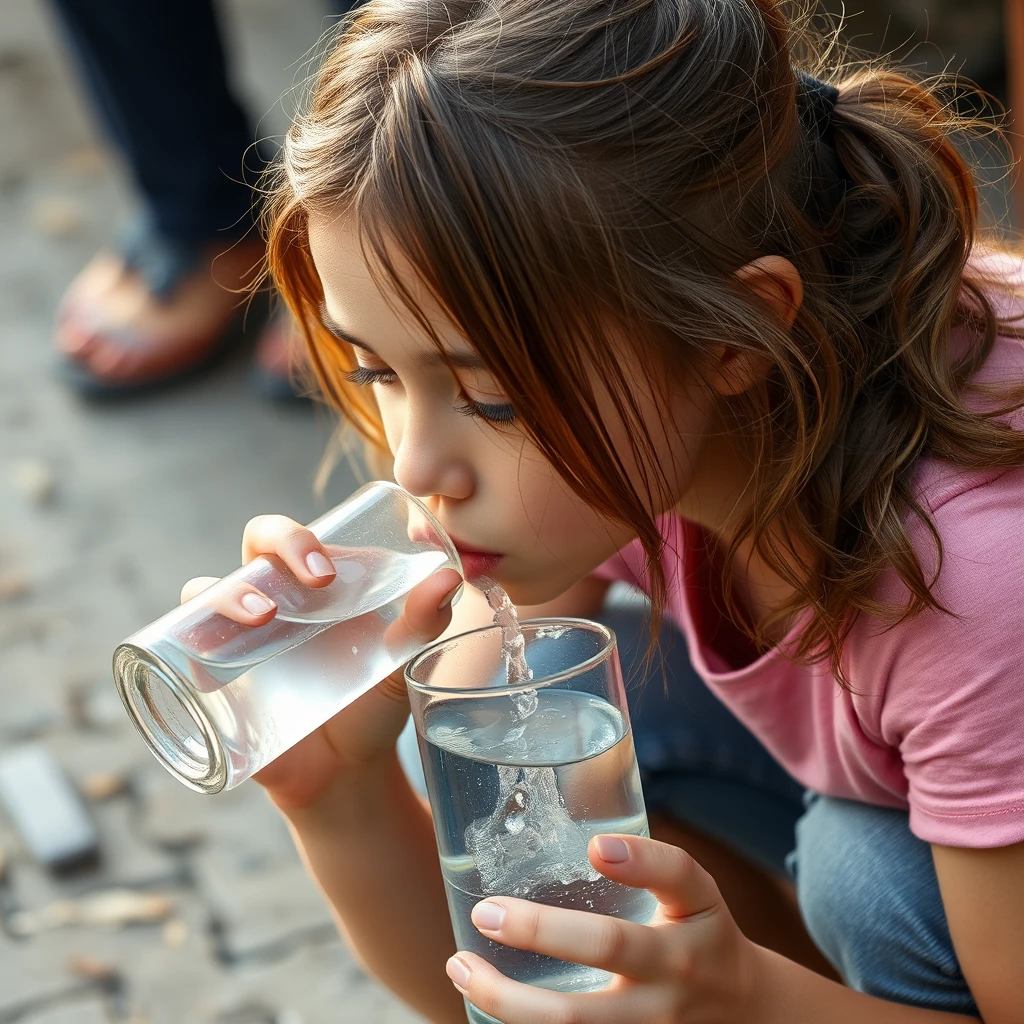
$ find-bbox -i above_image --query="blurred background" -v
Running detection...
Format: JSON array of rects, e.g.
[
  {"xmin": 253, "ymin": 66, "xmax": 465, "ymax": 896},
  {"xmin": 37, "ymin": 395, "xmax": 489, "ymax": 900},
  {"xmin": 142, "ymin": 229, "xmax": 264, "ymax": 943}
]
[{"xmin": 0, "ymin": 2, "xmax": 1019, "ymax": 1022}]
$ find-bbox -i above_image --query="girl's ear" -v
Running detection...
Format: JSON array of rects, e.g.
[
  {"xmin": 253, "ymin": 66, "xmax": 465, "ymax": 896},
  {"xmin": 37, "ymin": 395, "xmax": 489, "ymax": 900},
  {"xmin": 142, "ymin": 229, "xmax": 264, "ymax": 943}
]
[
  {"xmin": 734, "ymin": 255, "xmax": 803, "ymax": 327},
  {"xmin": 708, "ymin": 256, "xmax": 804, "ymax": 398}
]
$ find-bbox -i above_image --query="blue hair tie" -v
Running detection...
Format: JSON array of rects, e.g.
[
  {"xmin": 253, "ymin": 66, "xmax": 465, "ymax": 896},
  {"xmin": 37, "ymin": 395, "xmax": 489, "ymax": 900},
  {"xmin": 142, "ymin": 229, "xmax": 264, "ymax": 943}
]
[
  {"xmin": 797, "ymin": 71, "xmax": 840, "ymax": 145},
  {"xmin": 796, "ymin": 71, "xmax": 847, "ymax": 219}
]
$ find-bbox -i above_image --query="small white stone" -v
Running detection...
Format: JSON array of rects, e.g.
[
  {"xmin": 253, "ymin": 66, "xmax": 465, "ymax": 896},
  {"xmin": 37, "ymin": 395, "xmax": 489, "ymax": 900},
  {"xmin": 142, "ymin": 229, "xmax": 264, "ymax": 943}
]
[
  {"xmin": 30, "ymin": 196, "xmax": 84, "ymax": 237},
  {"xmin": 162, "ymin": 917, "xmax": 189, "ymax": 947},
  {"xmin": 80, "ymin": 771, "xmax": 128, "ymax": 801},
  {"xmin": 10, "ymin": 458, "xmax": 56, "ymax": 505}
]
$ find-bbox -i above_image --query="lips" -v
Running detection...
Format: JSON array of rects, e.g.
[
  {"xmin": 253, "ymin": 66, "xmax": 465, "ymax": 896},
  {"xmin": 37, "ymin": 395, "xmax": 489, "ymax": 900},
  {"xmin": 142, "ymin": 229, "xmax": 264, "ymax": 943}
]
[
  {"xmin": 446, "ymin": 533, "xmax": 504, "ymax": 581},
  {"xmin": 409, "ymin": 523, "xmax": 505, "ymax": 580},
  {"xmin": 454, "ymin": 548, "xmax": 504, "ymax": 581}
]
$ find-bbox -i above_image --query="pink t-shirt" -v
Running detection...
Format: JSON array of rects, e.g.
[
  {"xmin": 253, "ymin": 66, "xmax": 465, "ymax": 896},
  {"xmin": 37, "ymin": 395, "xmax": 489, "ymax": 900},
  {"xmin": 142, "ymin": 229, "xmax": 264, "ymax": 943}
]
[{"xmin": 596, "ymin": 253, "xmax": 1024, "ymax": 849}]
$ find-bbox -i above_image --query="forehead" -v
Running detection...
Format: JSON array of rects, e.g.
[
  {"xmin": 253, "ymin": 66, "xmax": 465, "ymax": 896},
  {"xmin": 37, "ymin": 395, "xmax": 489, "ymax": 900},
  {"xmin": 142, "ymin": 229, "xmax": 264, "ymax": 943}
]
[
  {"xmin": 308, "ymin": 212, "xmax": 384, "ymax": 294},
  {"xmin": 308, "ymin": 211, "xmax": 471, "ymax": 359}
]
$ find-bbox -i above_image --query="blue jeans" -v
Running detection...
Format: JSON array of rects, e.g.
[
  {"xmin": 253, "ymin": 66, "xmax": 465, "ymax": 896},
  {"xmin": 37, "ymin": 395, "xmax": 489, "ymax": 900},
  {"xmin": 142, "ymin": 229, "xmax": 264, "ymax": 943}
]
[{"xmin": 398, "ymin": 587, "xmax": 979, "ymax": 1017}]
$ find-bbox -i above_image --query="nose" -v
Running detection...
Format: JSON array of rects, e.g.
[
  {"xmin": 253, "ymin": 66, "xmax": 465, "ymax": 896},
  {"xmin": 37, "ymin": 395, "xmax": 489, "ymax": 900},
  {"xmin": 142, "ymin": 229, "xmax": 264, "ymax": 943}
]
[{"xmin": 390, "ymin": 399, "xmax": 473, "ymax": 502}]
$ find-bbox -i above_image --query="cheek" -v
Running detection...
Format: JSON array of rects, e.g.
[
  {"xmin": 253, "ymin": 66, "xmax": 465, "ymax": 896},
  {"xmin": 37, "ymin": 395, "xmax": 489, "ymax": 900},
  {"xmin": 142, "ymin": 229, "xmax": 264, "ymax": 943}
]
[
  {"xmin": 510, "ymin": 457, "xmax": 632, "ymax": 562},
  {"xmin": 374, "ymin": 393, "xmax": 400, "ymax": 452}
]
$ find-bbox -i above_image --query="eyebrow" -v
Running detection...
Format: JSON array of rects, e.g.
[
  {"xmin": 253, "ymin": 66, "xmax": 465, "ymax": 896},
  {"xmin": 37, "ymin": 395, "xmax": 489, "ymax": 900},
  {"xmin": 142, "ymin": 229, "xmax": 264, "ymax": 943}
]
[{"xmin": 319, "ymin": 304, "xmax": 488, "ymax": 370}]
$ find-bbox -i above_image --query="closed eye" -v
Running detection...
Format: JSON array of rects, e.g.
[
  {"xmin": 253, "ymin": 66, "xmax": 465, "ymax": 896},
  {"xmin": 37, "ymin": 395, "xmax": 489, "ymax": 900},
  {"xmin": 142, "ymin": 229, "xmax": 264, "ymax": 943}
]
[
  {"xmin": 343, "ymin": 366, "xmax": 397, "ymax": 387},
  {"xmin": 343, "ymin": 365, "xmax": 517, "ymax": 426},
  {"xmin": 457, "ymin": 398, "xmax": 518, "ymax": 425}
]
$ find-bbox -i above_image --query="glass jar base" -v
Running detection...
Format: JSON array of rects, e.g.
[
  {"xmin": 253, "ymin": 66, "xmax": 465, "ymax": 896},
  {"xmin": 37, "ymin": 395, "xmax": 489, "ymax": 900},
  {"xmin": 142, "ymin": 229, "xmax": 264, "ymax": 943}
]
[{"xmin": 113, "ymin": 644, "xmax": 227, "ymax": 794}]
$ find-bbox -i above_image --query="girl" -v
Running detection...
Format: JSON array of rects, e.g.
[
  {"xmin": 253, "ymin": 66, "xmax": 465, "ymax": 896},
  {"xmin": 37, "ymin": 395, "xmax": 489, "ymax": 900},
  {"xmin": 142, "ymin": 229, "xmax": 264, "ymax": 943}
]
[{"xmin": 181, "ymin": 0, "xmax": 1024, "ymax": 1020}]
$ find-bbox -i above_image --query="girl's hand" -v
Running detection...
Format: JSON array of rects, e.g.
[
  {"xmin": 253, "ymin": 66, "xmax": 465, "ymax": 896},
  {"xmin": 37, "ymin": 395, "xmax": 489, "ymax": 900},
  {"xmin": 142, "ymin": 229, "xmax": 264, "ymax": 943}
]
[
  {"xmin": 447, "ymin": 834, "xmax": 760, "ymax": 1023},
  {"xmin": 180, "ymin": 514, "xmax": 462, "ymax": 810}
]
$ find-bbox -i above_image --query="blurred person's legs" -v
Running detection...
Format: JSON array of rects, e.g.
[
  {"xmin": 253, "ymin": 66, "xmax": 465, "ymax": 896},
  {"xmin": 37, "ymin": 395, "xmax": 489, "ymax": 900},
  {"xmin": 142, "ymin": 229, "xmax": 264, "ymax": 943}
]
[
  {"xmin": 249, "ymin": 0, "xmax": 366, "ymax": 400},
  {"xmin": 50, "ymin": 0, "xmax": 364, "ymax": 397},
  {"xmin": 50, "ymin": 0, "xmax": 268, "ymax": 395}
]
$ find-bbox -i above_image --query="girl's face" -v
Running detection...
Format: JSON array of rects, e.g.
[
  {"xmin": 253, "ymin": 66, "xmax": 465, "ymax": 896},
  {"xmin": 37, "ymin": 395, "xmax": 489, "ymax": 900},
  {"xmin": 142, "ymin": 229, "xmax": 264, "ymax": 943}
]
[{"xmin": 308, "ymin": 215, "xmax": 719, "ymax": 605}]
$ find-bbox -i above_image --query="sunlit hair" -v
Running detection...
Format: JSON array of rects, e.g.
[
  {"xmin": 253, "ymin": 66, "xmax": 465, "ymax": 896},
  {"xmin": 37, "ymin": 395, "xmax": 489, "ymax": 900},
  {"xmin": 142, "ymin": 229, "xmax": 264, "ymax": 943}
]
[{"xmin": 263, "ymin": 0, "xmax": 1024, "ymax": 684}]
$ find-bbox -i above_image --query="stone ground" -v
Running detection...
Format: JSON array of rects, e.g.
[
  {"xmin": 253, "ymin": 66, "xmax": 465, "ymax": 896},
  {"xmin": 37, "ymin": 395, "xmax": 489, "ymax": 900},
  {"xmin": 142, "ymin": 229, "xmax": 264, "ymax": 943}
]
[{"xmin": 0, "ymin": 1, "xmax": 426, "ymax": 1021}]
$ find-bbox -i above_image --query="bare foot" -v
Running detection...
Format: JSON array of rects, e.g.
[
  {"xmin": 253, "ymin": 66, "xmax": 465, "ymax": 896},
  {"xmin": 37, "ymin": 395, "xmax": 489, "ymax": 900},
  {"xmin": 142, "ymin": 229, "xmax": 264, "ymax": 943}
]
[{"xmin": 57, "ymin": 238, "xmax": 265, "ymax": 388}]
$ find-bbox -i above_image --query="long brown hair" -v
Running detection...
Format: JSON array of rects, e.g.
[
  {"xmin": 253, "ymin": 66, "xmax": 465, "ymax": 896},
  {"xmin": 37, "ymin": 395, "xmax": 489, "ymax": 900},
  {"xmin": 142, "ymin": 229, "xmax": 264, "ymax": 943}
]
[{"xmin": 264, "ymin": 0, "xmax": 1024, "ymax": 683}]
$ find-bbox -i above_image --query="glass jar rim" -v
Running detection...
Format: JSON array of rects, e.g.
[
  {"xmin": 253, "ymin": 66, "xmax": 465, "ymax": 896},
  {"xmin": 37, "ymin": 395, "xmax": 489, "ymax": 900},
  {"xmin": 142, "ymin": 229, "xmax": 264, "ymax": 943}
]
[
  {"xmin": 404, "ymin": 616, "xmax": 616, "ymax": 697},
  {"xmin": 310, "ymin": 480, "xmax": 463, "ymax": 577},
  {"xmin": 113, "ymin": 643, "xmax": 228, "ymax": 794}
]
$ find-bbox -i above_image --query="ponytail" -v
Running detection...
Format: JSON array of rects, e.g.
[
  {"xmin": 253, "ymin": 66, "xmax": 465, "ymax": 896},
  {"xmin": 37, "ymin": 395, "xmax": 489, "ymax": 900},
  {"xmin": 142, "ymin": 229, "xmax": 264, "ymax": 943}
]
[{"xmin": 756, "ymin": 65, "xmax": 1024, "ymax": 681}]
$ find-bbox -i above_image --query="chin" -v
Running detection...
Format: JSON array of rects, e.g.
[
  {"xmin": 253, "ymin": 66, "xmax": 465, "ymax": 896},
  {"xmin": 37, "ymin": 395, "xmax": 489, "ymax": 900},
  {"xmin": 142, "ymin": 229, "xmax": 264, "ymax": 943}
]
[{"xmin": 485, "ymin": 572, "xmax": 578, "ymax": 610}]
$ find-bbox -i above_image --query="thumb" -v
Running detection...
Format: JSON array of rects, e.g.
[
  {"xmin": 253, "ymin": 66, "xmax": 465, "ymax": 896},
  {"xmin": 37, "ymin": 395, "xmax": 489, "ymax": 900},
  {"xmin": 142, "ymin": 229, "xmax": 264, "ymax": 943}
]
[
  {"xmin": 404, "ymin": 568, "xmax": 464, "ymax": 638},
  {"xmin": 588, "ymin": 834, "xmax": 723, "ymax": 921},
  {"xmin": 383, "ymin": 568, "xmax": 463, "ymax": 654}
]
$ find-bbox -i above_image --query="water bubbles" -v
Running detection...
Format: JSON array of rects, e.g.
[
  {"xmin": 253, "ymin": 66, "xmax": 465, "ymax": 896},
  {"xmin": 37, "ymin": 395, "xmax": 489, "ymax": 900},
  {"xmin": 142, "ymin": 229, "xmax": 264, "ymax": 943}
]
[
  {"xmin": 464, "ymin": 765, "xmax": 600, "ymax": 896},
  {"xmin": 503, "ymin": 787, "xmax": 528, "ymax": 834}
]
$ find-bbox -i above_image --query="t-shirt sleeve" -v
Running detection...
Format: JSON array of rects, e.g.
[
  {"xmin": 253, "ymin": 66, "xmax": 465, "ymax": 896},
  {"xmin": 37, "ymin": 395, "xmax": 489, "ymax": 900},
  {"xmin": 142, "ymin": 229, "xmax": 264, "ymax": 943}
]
[{"xmin": 876, "ymin": 469, "xmax": 1024, "ymax": 848}]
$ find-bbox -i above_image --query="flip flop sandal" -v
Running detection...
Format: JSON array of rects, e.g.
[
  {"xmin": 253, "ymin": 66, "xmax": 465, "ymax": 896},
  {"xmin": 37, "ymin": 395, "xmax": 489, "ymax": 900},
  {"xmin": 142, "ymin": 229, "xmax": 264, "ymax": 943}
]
[
  {"xmin": 57, "ymin": 316, "xmax": 249, "ymax": 398},
  {"xmin": 56, "ymin": 219, "xmax": 262, "ymax": 398}
]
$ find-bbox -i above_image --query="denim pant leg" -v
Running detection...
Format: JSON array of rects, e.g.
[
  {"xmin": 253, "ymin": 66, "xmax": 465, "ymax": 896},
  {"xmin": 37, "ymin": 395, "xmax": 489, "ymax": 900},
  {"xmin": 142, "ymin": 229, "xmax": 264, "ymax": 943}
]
[
  {"xmin": 49, "ymin": 0, "xmax": 262, "ymax": 245},
  {"xmin": 793, "ymin": 795, "xmax": 979, "ymax": 1017}
]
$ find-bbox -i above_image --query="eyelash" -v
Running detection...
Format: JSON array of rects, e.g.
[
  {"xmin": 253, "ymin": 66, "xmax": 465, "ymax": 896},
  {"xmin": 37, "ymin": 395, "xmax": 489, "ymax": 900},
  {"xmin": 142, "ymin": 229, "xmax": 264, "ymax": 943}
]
[
  {"xmin": 342, "ymin": 366, "xmax": 518, "ymax": 426},
  {"xmin": 344, "ymin": 367, "xmax": 396, "ymax": 388}
]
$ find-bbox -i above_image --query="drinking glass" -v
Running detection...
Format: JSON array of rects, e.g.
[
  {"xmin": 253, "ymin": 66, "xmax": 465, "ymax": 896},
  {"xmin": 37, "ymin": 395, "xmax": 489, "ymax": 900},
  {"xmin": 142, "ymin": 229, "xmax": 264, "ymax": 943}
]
[
  {"xmin": 113, "ymin": 481, "xmax": 461, "ymax": 794},
  {"xmin": 406, "ymin": 619, "xmax": 656, "ymax": 1024}
]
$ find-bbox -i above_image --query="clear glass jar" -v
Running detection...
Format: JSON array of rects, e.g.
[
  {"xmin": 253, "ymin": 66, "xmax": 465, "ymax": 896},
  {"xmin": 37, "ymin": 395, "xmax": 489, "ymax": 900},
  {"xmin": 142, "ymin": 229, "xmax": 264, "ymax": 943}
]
[{"xmin": 114, "ymin": 481, "xmax": 461, "ymax": 793}]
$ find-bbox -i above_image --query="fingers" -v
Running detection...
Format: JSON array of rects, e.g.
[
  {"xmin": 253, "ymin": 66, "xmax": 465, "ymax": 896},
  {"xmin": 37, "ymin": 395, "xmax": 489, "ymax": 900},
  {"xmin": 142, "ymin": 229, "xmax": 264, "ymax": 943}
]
[
  {"xmin": 185, "ymin": 516, "xmax": 462, "ymax": 640},
  {"xmin": 175, "ymin": 514, "xmax": 336, "ymax": 630},
  {"xmin": 180, "ymin": 576, "xmax": 221, "ymax": 604},
  {"xmin": 179, "ymin": 574, "xmax": 279, "ymax": 627},
  {"xmin": 447, "ymin": 952, "xmax": 656, "ymax": 1024},
  {"xmin": 589, "ymin": 834, "xmax": 722, "ymax": 921},
  {"xmin": 470, "ymin": 897, "xmax": 664, "ymax": 981},
  {"xmin": 381, "ymin": 568, "xmax": 463, "ymax": 656},
  {"xmin": 404, "ymin": 570, "xmax": 464, "ymax": 638},
  {"xmin": 241, "ymin": 514, "xmax": 337, "ymax": 589}
]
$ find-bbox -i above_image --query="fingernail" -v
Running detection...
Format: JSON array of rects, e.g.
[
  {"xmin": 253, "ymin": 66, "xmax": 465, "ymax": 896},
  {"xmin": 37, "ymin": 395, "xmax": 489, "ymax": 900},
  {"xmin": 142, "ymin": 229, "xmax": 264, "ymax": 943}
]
[
  {"xmin": 595, "ymin": 835, "xmax": 630, "ymax": 863},
  {"xmin": 241, "ymin": 592, "xmax": 275, "ymax": 616},
  {"xmin": 446, "ymin": 956, "xmax": 471, "ymax": 992},
  {"xmin": 472, "ymin": 901, "xmax": 506, "ymax": 932},
  {"xmin": 439, "ymin": 581, "xmax": 464, "ymax": 610},
  {"xmin": 305, "ymin": 551, "xmax": 335, "ymax": 578}
]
